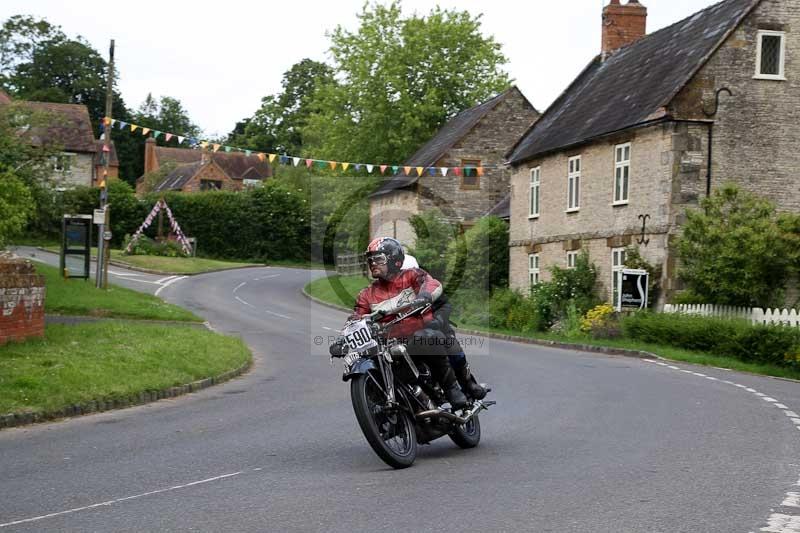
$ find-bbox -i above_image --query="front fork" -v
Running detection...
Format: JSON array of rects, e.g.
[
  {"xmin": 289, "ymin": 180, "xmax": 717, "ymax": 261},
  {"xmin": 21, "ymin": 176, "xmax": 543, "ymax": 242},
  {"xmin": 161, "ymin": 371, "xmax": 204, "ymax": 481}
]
[{"xmin": 377, "ymin": 351, "xmax": 396, "ymax": 405}]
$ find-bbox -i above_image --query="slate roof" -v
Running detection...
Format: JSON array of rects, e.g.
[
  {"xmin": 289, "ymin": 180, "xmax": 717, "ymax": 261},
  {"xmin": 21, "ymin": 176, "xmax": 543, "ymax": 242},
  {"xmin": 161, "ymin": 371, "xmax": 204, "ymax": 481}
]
[
  {"xmin": 155, "ymin": 145, "xmax": 203, "ymax": 166},
  {"xmin": 485, "ymin": 193, "xmax": 510, "ymax": 220},
  {"xmin": 152, "ymin": 153, "xmax": 272, "ymax": 192},
  {"xmin": 507, "ymin": 0, "xmax": 759, "ymax": 165},
  {"xmin": 10, "ymin": 101, "xmax": 97, "ymax": 153},
  {"xmin": 372, "ymin": 86, "xmax": 533, "ymax": 198}
]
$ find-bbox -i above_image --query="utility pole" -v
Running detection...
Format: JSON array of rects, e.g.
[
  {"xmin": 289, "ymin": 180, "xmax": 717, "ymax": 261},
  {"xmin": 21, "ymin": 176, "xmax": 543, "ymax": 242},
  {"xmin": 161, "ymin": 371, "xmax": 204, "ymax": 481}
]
[{"xmin": 97, "ymin": 39, "xmax": 114, "ymax": 289}]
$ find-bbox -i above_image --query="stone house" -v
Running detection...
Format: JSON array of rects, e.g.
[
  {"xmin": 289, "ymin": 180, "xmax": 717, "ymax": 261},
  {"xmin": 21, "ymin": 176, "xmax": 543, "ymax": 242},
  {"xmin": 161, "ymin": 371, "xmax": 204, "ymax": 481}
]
[
  {"xmin": 135, "ymin": 137, "xmax": 272, "ymax": 195},
  {"xmin": 369, "ymin": 86, "xmax": 539, "ymax": 246},
  {"xmin": 506, "ymin": 0, "xmax": 798, "ymax": 307},
  {"xmin": 0, "ymin": 92, "xmax": 118, "ymax": 187}
]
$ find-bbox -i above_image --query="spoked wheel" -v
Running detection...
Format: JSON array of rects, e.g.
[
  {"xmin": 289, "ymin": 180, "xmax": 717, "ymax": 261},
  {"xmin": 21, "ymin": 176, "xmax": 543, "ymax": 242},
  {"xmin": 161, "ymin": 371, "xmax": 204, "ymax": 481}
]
[
  {"xmin": 351, "ymin": 372, "xmax": 417, "ymax": 469},
  {"xmin": 449, "ymin": 413, "xmax": 481, "ymax": 449}
]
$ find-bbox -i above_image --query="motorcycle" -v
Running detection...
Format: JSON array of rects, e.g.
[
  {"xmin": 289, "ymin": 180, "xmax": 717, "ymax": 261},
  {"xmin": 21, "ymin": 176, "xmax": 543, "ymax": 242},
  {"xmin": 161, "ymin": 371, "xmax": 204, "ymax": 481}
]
[{"xmin": 330, "ymin": 302, "xmax": 495, "ymax": 469}]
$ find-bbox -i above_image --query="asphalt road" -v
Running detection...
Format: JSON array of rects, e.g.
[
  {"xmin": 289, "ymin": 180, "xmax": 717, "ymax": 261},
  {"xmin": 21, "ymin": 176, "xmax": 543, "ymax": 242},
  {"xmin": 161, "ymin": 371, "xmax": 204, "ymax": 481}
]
[{"xmin": 2, "ymin": 256, "xmax": 800, "ymax": 532}]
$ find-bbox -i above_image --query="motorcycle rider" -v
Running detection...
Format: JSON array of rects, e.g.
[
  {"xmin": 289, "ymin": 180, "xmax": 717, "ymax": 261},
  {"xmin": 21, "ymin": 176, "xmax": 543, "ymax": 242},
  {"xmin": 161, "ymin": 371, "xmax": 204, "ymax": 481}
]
[{"xmin": 345, "ymin": 237, "xmax": 485, "ymax": 408}]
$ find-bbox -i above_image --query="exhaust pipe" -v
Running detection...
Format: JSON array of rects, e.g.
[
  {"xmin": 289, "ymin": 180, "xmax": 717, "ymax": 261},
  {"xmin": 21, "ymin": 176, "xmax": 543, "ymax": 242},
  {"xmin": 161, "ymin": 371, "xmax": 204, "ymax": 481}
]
[{"xmin": 415, "ymin": 399, "xmax": 496, "ymax": 425}]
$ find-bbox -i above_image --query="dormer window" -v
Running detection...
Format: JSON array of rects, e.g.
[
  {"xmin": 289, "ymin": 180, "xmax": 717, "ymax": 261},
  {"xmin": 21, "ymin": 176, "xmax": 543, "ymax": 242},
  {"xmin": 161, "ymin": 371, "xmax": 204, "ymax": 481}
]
[{"xmin": 755, "ymin": 30, "xmax": 786, "ymax": 80}]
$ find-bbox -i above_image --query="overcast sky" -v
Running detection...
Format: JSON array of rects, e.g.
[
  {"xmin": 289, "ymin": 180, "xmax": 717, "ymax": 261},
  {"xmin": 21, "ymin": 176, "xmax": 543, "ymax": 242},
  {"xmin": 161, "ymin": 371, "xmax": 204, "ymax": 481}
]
[{"xmin": 1, "ymin": 0, "xmax": 721, "ymax": 140}]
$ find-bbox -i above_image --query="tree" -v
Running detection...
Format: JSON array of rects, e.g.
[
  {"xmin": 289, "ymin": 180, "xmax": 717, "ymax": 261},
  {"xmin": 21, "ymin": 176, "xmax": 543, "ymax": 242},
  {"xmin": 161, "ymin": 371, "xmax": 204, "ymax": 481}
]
[
  {"xmin": 676, "ymin": 184, "xmax": 797, "ymax": 308},
  {"xmin": 446, "ymin": 216, "xmax": 509, "ymax": 292},
  {"xmin": 303, "ymin": 1, "xmax": 511, "ymax": 164},
  {"xmin": 0, "ymin": 15, "xmax": 66, "ymax": 86},
  {"xmin": 0, "ymin": 167, "xmax": 33, "ymax": 249},
  {"xmin": 228, "ymin": 59, "xmax": 335, "ymax": 155},
  {"xmin": 134, "ymin": 93, "xmax": 201, "ymax": 139}
]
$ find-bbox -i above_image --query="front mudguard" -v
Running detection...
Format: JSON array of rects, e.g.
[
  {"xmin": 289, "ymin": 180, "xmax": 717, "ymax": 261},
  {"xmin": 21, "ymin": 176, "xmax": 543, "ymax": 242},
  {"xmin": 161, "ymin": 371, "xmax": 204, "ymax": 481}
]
[{"xmin": 342, "ymin": 357, "xmax": 377, "ymax": 382}]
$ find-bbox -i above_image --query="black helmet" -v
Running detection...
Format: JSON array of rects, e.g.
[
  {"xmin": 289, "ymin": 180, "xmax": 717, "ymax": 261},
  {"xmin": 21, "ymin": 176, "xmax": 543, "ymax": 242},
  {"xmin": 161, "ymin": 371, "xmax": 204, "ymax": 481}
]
[{"xmin": 365, "ymin": 237, "xmax": 405, "ymax": 274}]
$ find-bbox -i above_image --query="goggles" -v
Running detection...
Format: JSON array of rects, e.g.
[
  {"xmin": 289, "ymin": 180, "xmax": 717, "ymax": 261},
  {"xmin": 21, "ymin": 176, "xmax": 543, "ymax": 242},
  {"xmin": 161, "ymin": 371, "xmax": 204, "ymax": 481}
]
[{"xmin": 366, "ymin": 253, "xmax": 388, "ymax": 266}]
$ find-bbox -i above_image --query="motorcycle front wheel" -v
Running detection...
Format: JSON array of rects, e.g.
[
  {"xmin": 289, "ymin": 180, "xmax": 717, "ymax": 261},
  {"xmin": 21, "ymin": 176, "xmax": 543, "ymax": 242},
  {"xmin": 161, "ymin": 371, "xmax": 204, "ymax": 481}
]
[{"xmin": 351, "ymin": 372, "xmax": 417, "ymax": 469}]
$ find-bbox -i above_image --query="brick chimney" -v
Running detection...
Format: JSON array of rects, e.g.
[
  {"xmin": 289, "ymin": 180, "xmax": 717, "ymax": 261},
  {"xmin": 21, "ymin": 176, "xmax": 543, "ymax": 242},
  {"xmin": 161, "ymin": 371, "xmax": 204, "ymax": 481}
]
[
  {"xmin": 144, "ymin": 137, "xmax": 158, "ymax": 174},
  {"xmin": 602, "ymin": 0, "xmax": 647, "ymax": 57}
]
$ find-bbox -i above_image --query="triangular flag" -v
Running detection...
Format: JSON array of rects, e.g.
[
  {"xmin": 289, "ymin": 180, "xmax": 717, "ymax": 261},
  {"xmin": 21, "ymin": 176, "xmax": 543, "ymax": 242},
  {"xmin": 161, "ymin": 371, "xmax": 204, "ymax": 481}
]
[
  {"xmin": 440, "ymin": 167, "xmax": 448, "ymax": 176},
  {"xmin": 110, "ymin": 119, "xmax": 116, "ymax": 126},
  {"xmin": 428, "ymin": 168, "xmax": 436, "ymax": 176},
  {"xmin": 329, "ymin": 161, "xmax": 338, "ymax": 170},
  {"xmin": 293, "ymin": 157, "xmax": 300, "ymax": 166},
  {"xmin": 315, "ymin": 160, "xmax": 327, "ymax": 169},
  {"xmin": 280, "ymin": 155, "xmax": 289, "ymax": 165},
  {"xmin": 306, "ymin": 159, "xmax": 313, "ymax": 168},
  {"xmin": 177, "ymin": 136, "xmax": 185, "ymax": 144},
  {"xmin": 392, "ymin": 166, "xmax": 399, "ymax": 174},
  {"xmin": 165, "ymin": 133, "xmax": 173, "ymax": 142},
  {"xmin": 213, "ymin": 144, "xmax": 221, "ymax": 152},
  {"xmin": 245, "ymin": 150, "xmax": 252, "ymax": 156},
  {"xmin": 141, "ymin": 128, "xmax": 150, "ymax": 136},
  {"xmin": 257, "ymin": 153, "xmax": 265, "ymax": 162},
  {"xmin": 118, "ymin": 121, "xmax": 128, "ymax": 130},
  {"xmin": 268, "ymin": 154, "xmax": 277, "ymax": 163},
  {"xmin": 477, "ymin": 167, "xmax": 484, "ymax": 177},
  {"xmin": 99, "ymin": 132, "xmax": 105, "ymax": 141},
  {"xmin": 130, "ymin": 124, "xmax": 138, "ymax": 132},
  {"xmin": 224, "ymin": 146, "xmax": 232, "ymax": 153},
  {"xmin": 454, "ymin": 167, "xmax": 462, "ymax": 176},
  {"xmin": 366, "ymin": 164, "xmax": 374, "ymax": 173},
  {"xmin": 403, "ymin": 166, "xmax": 411, "ymax": 176},
  {"xmin": 342, "ymin": 162, "xmax": 350, "ymax": 171},
  {"xmin": 104, "ymin": 117, "xmax": 111, "ymax": 126},
  {"xmin": 379, "ymin": 165, "xmax": 387, "ymax": 174},
  {"xmin": 354, "ymin": 164, "xmax": 362, "ymax": 172},
  {"xmin": 416, "ymin": 167, "xmax": 424, "ymax": 177},
  {"xmin": 153, "ymin": 130, "xmax": 162, "ymax": 139},
  {"xmin": 200, "ymin": 141, "xmax": 209, "ymax": 150}
]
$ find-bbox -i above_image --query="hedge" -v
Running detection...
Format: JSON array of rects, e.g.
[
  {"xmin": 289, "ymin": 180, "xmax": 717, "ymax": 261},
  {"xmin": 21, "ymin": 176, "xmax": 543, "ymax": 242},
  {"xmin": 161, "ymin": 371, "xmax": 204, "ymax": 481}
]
[{"xmin": 622, "ymin": 311, "xmax": 800, "ymax": 368}]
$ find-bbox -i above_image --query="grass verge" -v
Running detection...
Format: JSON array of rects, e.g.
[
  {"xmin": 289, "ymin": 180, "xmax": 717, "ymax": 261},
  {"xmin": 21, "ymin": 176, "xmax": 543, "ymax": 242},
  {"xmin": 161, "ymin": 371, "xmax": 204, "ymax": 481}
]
[
  {"xmin": 0, "ymin": 322, "xmax": 251, "ymax": 415},
  {"xmin": 36, "ymin": 262, "xmax": 201, "ymax": 322},
  {"xmin": 304, "ymin": 273, "xmax": 370, "ymax": 309},
  {"xmin": 41, "ymin": 246, "xmax": 261, "ymax": 274},
  {"xmin": 304, "ymin": 275, "xmax": 800, "ymax": 381}
]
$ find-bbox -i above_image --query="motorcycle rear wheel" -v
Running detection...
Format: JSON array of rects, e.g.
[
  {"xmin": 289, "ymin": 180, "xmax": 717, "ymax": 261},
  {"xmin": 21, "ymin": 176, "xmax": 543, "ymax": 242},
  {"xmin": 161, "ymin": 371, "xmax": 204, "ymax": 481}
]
[
  {"xmin": 449, "ymin": 413, "xmax": 481, "ymax": 449},
  {"xmin": 351, "ymin": 372, "xmax": 417, "ymax": 469}
]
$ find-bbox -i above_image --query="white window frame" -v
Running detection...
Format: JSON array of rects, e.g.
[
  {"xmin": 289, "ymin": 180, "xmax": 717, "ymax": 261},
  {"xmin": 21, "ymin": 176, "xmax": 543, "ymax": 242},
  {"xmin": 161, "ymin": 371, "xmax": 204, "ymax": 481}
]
[
  {"xmin": 529, "ymin": 253, "xmax": 540, "ymax": 287},
  {"xmin": 53, "ymin": 152, "xmax": 76, "ymax": 174},
  {"xmin": 567, "ymin": 156, "xmax": 580, "ymax": 212},
  {"xmin": 566, "ymin": 250, "xmax": 578, "ymax": 269},
  {"xmin": 754, "ymin": 30, "xmax": 786, "ymax": 80},
  {"xmin": 529, "ymin": 166, "xmax": 540, "ymax": 218},
  {"xmin": 611, "ymin": 247, "xmax": 627, "ymax": 306},
  {"xmin": 613, "ymin": 143, "xmax": 630, "ymax": 205}
]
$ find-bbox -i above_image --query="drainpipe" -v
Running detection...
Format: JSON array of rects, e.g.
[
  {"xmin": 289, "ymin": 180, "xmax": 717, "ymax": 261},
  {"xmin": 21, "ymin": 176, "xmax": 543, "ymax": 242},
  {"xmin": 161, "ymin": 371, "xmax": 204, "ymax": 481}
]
[{"xmin": 702, "ymin": 87, "xmax": 732, "ymax": 197}]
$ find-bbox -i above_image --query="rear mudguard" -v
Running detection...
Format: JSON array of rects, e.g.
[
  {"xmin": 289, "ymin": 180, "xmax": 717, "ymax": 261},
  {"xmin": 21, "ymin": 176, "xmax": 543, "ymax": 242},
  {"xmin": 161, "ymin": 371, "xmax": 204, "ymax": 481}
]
[{"xmin": 342, "ymin": 358, "xmax": 377, "ymax": 382}]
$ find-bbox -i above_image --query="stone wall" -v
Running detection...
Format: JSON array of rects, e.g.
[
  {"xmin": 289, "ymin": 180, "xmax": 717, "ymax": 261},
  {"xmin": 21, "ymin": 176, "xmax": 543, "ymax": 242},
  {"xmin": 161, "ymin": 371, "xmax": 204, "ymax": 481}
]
[
  {"xmin": 50, "ymin": 153, "xmax": 94, "ymax": 188},
  {"xmin": 417, "ymin": 87, "xmax": 539, "ymax": 222},
  {"xmin": 369, "ymin": 189, "xmax": 419, "ymax": 246},
  {"xmin": 0, "ymin": 259, "xmax": 45, "ymax": 345},
  {"xmin": 671, "ymin": 0, "xmax": 800, "ymax": 212}
]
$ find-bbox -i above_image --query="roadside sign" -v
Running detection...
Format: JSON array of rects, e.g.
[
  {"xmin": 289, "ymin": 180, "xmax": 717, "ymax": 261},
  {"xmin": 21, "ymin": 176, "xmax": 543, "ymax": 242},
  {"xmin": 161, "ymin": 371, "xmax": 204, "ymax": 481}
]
[
  {"xmin": 93, "ymin": 208, "xmax": 106, "ymax": 224},
  {"xmin": 103, "ymin": 230, "xmax": 112, "ymax": 241},
  {"xmin": 616, "ymin": 268, "xmax": 649, "ymax": 311}
]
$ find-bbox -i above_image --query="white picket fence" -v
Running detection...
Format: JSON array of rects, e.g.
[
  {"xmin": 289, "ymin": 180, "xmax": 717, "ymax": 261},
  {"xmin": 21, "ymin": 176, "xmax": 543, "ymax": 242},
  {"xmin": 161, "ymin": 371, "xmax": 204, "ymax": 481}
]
[{"xmin": 663, "ymin": 304, "xmax": 800, "ymax": 327}]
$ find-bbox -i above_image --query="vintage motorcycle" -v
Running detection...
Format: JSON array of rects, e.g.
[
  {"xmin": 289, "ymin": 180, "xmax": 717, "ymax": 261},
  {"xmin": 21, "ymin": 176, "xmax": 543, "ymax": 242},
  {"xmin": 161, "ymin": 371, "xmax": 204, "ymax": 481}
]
[{"xmin": 330, "ymin": 302, "xmax": 494, "ymax": 469}]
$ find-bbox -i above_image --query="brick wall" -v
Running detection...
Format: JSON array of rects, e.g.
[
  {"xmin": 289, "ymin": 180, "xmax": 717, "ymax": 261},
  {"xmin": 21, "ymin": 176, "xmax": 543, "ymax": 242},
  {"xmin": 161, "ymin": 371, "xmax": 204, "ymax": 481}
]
[
  {"xmin": 0, "ymin": 259, "xmax": 45, "ymax": 345},
  {"xmin": 182, "ymin": 161, "xmax": 238, "ymax": 192}
]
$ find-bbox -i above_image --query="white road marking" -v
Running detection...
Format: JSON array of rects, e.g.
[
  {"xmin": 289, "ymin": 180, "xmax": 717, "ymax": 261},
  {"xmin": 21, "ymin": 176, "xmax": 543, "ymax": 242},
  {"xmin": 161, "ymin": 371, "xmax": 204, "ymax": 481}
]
[
  {"xmin": 235, "ymin": 296, "xmax": 255, "ymax": 308},
  {"xmin": 782, "ymin": 493, "xmax": 800, "ymax": 508},
  {"xmin": 154, "ymin": 276, "xmax": 187, "ymax": 296},
  {"xmin": 233, "ymin": 282, "xmax": 246, "ymax": 294},
  {"xmin": 760, "ymin": 513, "xmax": 800, "ymax": 532},
  {"xmin": 155, "ymin": 275, "xmax": 177, "ymax": 284},
  {"xmin": 264, "ymin": 309, "xmax": 292, "ymax": 320},
  {"xmin": 787, "ymin": 412, "xmax": 800, "ymax": 418},
  {"xmin": 256, "ymin": 274, "xmax": 280, "ymax": 280},
  {"xmin": 764, "ymin": 397, "xmax": 778, "ymax": 402},
  {"xmin": 0, "ymin": 471, "xmax": 243, "ymax": 528},
  {"xmin": 776, "ymin": 404, "xmax": 789, "ymax": 409},
  {"xmin": 322, "ymin": 327, "xmax": 334, "ymax": 331},
  {"xmin": 746, "ymin": 388, "xmax": 758, "ymax": 393},
  {"xmin": 791, "ymin": 418, "xmax": 800, "ymax": 426},
  {"xmin": 705, "ymin": 376, "xmax": 719, "ymax": 381}
]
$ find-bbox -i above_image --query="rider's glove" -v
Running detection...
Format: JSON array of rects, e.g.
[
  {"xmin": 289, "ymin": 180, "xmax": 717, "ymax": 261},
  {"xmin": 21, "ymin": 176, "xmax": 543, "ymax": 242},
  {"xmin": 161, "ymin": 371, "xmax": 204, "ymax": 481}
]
[{"xmin": 329, "ymin": 337, "xmax": 347, "ymax": 358}]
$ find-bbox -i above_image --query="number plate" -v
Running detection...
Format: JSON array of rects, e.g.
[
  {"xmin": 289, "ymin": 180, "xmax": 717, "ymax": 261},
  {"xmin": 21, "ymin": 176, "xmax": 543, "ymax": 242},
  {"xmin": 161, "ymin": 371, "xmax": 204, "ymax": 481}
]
[
  {"xmin": 341, "ymin": 319, "xmax": 377, "ymax": 352},
  {"xmin": 343, "ymin": 352, "xmax": 361, "ymax": 371}
]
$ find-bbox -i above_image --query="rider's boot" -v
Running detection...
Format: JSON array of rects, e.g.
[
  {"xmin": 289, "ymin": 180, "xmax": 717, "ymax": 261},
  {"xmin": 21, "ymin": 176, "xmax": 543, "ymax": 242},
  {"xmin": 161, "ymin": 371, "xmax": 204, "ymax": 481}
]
[
  {"xmin": 429, "ymin": 358, "xmax": 467, "ymax": 409},
  {"xmin": 454, "ymin": 363, "xmax": 487, "ymax": 400}
]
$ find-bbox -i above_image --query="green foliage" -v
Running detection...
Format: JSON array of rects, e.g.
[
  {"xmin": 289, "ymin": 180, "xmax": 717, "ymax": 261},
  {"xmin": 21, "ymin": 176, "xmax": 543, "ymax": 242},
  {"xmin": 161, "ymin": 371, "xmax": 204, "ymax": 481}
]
[
  {"xmin": 122, "ymin": 235, "xmax": 186, "ymax": 257},
  {"xmin": 547, "ymin": 251, "xmax": 601, "ymax": 317},
  {"xmin": 622, "ymin": 311, "xmax": 800, "ymax": 368},
  {"xmin": 228, "ymin": 59, "xmax": 334, "ymax": 155},
  {"xmin": 446, "ymin": 216, "xmax": 508, "ymax": 292},
  {"xmin": 677, "ymin": 184, "xmax": 797, "ymax": 307},
  {"xmin": 450, "ymin": 288, "xmax": 545, "ymax": 333},
  {"xmin": 409, "ymin": 210, "xmax": 459, "ymax": 281},
  {"xmin": 303, "ymin": 2, "xmax": 511, "ymax": 164},
  {"xmin": 0, "ymin": 167, "xmax": 33, "ymax": 248}
]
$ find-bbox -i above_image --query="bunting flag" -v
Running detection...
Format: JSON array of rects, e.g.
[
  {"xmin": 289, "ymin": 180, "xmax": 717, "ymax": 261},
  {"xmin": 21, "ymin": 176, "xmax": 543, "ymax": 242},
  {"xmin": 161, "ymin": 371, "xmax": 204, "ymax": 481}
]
[
  {"xmin": 105, "ymin": 115, "xmax": 498, "ymax": 178},
  {"xmin": 125, "ymin": 199, "xmax": 192, "ymax": 256}
]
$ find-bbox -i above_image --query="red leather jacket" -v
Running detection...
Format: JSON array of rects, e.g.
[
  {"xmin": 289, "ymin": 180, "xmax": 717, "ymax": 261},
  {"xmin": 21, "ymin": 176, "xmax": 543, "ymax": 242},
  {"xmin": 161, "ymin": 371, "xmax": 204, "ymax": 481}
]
[{"xmin": 351, "ymin": 268, "xmax": 443, "ymax": 338}]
